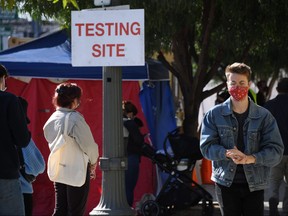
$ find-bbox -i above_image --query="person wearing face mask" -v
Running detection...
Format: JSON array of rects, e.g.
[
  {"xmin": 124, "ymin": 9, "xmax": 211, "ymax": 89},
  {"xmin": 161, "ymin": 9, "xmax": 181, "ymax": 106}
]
[
  {"xmin": 0, "ymin": 64, "xmax": 31, "ymax": 215},
  {"xmin": 200, "ymin": 62, "xmax": 284, "ymax": 216}
]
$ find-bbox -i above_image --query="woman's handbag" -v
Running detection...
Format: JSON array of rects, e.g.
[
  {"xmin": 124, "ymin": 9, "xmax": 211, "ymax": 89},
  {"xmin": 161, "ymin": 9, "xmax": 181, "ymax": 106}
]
[
  {"xmin": 47, "ymin": 112, "xmax": 89, "ymax": 187},
  {"xmin": 18, "ymin": 147, "xmax": 36, "ymax": 183}
]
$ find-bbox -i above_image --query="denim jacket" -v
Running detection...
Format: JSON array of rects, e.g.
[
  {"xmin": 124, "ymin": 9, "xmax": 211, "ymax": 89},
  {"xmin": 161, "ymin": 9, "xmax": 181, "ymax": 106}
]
[{"xmin": 200, "ymin": 98, "xmax": 284, "ymax": 192}]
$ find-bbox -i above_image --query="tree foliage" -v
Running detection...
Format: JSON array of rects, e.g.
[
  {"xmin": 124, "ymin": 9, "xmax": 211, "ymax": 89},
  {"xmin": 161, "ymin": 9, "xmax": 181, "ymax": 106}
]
[
  {"xmin": 2, "ymin": 0, "xmax": 288, "ymax": 137},
  {"xmin": 126, "ymin": 0, "xmax": 288, "ymax": 136}
]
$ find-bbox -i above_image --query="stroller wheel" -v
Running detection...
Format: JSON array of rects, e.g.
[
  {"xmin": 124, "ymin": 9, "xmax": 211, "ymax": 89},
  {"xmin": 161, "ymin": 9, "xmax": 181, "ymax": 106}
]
[{"xmin": 141, "ymin": 200, "xmax": 160, "ymax": 216}]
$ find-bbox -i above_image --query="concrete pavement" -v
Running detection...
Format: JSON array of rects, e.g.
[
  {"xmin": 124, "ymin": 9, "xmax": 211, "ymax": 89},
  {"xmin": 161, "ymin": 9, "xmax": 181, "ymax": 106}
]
[
  {"xmin": 180, "ymin": 183, "xmax": 287, "ymax": 216},
  {"xmin": 136, "ymin": 182, "xmax": 287, "ymax": 215}
]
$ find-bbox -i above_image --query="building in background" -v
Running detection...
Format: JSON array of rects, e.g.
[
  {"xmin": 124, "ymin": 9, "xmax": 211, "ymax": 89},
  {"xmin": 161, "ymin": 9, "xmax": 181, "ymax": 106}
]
[{"xmin": 0, "ymin": 7, "xmax": 59, "ymax": 50}]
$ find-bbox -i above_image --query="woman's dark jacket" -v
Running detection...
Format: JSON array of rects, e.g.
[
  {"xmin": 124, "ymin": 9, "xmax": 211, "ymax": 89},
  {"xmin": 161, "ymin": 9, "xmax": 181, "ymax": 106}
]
[
  {"xmin": 0, "ymin": 92, "xmax": 30, "ymax": 179},
  {"xmin": 123, "ymin": 117, "xmax": 144, "ymax": 156}
]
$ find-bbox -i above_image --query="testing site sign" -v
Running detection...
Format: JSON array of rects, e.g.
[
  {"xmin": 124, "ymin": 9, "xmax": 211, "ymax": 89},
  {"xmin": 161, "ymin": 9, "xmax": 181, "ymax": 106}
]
[{"xmin": 71, "ymin": 9, "xmax": 144, "ymax": 67}]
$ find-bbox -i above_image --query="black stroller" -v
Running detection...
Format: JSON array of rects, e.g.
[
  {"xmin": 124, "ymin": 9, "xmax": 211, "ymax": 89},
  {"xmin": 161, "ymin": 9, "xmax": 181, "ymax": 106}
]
[{"xmin": 139, "ymin": 128, "xmax": 214, "ymax": 216}]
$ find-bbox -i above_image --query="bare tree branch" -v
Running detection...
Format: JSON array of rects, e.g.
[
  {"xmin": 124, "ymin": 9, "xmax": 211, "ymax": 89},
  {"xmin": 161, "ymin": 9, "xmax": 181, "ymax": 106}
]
[
  {"xmin": 240, "ymin": 40, "xmax": 254, "ymax": 62},
  {"xmin": 204, "ymin": 47, "xmax": 225, "ymax": 86},
  {"xmin": 189, "ymin": 25, "xmax": 199, "ymax": 64},
  {"xmin": 195, "ymin": 0, "xmax": 216, "ymax": 86},
  {"xmin": 201, "ymin": 82, "xmax": 227, "ymax": 100},
  {"xmin": 157, "ymin": 51, "xmax": 181, "ymax": 78}
]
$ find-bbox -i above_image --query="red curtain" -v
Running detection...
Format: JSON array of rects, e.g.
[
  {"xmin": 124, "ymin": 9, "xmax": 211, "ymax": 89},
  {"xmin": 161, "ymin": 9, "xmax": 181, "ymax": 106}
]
[{"xmin": 6, "ymin": 77, "xmax": 156, "ymax": 215}]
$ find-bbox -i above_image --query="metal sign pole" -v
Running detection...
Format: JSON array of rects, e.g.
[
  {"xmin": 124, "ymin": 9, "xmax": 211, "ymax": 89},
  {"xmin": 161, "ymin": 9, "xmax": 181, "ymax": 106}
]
[
  {"xmin": 89, "ymin": 66, "xmax": 135, "ymax": 215},
  {"xmin": 71, "ymin": 2, "xmax": 143, "ymax": 214}
]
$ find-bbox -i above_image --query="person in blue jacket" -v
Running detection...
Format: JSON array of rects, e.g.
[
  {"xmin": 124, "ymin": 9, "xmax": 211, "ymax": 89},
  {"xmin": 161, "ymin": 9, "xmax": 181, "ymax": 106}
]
[
  {"xmin": 200, "ymin": 62, "xmax": 284, "ymax": 216},
  {"xmin": 0, "ymin": 64, "xmax": 31, "ymax": 215},
  {"xmin": 18, "ymin": 97, "xmax": 45, "ymax": 216}
]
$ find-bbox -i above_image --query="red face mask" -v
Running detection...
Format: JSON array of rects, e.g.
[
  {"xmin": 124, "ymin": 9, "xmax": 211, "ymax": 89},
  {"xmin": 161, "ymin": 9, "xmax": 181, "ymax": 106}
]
[{"xmin": 228, "ymin": 86, "xmax": 249, "ymax": 101}]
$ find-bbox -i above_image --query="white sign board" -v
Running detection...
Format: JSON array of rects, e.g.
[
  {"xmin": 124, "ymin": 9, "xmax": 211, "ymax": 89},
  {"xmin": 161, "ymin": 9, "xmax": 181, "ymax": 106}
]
[{"xmin": 71, "ymin": 9, "xmax": 144, "ymax": 67}]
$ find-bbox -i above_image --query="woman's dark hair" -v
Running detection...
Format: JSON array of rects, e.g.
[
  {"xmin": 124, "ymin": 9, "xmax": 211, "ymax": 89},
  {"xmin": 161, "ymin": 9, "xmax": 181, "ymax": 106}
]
[
  {"xmin": 277, "ymin": 78, "xmax": 288, "ymax": 93},
  {"xmin": 122, "ymin": 101, "xmax": 138, "ymax": 115},
  {"xmin": 53, "ymin": 82, "xmax": 82, "ymax": 108},
  {"xmin": 0, "ymin": 64, "xmax": 8, "ymax": 78}
]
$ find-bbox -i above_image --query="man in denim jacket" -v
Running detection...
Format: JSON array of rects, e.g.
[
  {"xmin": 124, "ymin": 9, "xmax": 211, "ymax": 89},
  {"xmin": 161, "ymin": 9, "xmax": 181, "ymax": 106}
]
[{"xmin": 200, "ymin": 62, "xmax": 284, "ymax": 216}]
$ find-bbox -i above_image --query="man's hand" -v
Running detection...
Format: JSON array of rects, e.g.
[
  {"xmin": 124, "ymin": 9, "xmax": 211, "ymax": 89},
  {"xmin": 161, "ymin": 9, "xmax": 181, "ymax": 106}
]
[
  {"xmin": 226, "ymin": 147, "xmax": 256, "ymax": 164},
  {"xmin": 226, "ymin": 148, "xmax": 246, "ymax": 164}
]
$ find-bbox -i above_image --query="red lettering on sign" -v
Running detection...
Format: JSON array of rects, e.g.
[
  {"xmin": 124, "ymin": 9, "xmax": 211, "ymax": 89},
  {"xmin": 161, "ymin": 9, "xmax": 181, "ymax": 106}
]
[
  {"xmin": 86, "ymin": 23, "xmax": 94, "ymax": 36},
  {"xmin": 75, "ymin": 23, "xmax": 84, "ymax": 36},
  {"xmin": 75, "ymin": 22, "xmax": 141, "ymax": 37},
  {"xmin": 95, "ymin": 23, "xmax": 105, "ymax": 36},
  {"xmin": 92, "ymin": 44, "xmax": 101, "ymax": 57},
  {"xmin": 92, "ymin": 43, "xmax": 126, "ymax": 58},
  {"xmin": 116, "ymin": 44, "xmax": 125, "ymax": 57}
]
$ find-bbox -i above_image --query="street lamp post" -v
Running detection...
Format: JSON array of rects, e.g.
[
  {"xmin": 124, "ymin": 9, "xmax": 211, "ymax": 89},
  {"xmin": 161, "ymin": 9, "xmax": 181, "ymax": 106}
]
[
  {"xmin": 89, "ymin": 69, "xmax": 135, "ymax": 216},
  {"xmin": 89, "ymin": 1, "xmax": 138, "ymax": 214}
]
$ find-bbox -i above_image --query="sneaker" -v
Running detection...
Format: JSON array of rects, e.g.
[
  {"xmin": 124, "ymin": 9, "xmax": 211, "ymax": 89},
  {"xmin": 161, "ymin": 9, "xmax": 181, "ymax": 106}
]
[{"xmin": 269, "ymin": 197, "xmax": 280, "ymax": 216}]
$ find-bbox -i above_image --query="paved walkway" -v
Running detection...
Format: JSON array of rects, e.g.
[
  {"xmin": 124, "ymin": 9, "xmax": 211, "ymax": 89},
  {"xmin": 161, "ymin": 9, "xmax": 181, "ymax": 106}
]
[
  {"xmin": 137, "ymin": 182, "xmax": 287, "ymax": 215},
  {"xmin": 181, "ymin": 183, "xmax": 287, "ymax": 216}
]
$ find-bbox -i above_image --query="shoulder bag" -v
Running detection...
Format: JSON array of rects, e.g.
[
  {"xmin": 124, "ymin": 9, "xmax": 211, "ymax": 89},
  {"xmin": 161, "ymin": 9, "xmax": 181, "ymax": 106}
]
[{"xmin": 47, "ymin": 112, "xmax": 89, "ymax": 187}]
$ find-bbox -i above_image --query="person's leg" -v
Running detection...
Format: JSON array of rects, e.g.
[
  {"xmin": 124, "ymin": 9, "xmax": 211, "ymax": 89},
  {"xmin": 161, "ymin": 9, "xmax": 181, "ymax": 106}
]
[
  {"xmin": 23, "ymin": 193, "xmax": 33, "ymax": 216},
  {"xmin": 0, "ymin": 179, "xmax": 25, "ymax": 216},
  {"xmin": 67, "ymin": 167, "xmax": 90, "ymax": 216},
  {"xmin": 242, "ymin": 188, "xmax": 264, "ymax": 216},
  {"xmin": 125, "ymin": 154, "xmax": 140, "ymax": 206},
  {"xmin": 282, "ymin": 184, "xmax": 288, "ymax": 215},
  {"xmin": 282, "ymin": 156, "xmax": 288, "ymax": 214},
  {"xmin": 215, "ymin": 183, "xmax": 242, "ymax": 216},
  {"xmin": 268, "ymin": 159, "xmax": 284, "ymax": 216},
  {"xmin": 215, "ymin": 184, "xmax": 224, "ymax": 216},
  {"xmin": 53, "ymin": 182, "xmax": 68, "ymax": 216}
]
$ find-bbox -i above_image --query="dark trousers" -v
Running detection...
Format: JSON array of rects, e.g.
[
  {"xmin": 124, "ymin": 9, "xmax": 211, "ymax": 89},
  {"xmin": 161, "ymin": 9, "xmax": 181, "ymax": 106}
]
[
  {"xmin": 125, "ymin": 154, "xmax": 140, "ymax": 206},
  {"xmin": 215, "ymin": 183, "xmax": 264, "ymax": 216},
  {"xmin": 23, "ymin": 193, "xmax": 33, "ymax": 216},
  {"xmin": 53, "ymin": 167, "xmax": 90, "ymax": 216}
]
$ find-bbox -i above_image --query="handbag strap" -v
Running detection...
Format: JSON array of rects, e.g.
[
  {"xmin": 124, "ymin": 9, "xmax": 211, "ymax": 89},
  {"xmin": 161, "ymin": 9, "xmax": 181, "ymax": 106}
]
[{"xmin": 63, "ymin": 112, "xmax": 72, "ymax": 136}]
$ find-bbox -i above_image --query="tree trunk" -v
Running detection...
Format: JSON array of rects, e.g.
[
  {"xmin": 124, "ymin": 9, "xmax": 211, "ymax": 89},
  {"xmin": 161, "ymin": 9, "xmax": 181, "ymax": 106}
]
[{"xmin": 182, "ymin": 85, "xmax": 202, "ymax": 138}]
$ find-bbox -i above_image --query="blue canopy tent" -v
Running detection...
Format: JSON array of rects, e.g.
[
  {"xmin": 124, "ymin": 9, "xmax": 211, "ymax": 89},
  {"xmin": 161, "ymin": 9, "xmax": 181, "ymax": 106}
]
[
  {"xmin": 0, "ymin": 28, "xmax": 177, "ymax": 214},
  {"xmin": 0, "ymin": 27, "xmax": 175, "ymax": 148}
]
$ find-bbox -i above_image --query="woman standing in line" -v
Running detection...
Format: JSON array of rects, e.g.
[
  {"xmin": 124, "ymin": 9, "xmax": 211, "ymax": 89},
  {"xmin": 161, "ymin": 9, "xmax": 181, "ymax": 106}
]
[
  {"xmin": 43, "ymin": 82, "xmax": 99, "ymax": 216},
  {"xmin": 18, "ymin": 96, "xmax": 45, "ymax": 216},
  {"xmin": 122, "ymin": 101, "xmax": 145, "ymax": 206}
]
